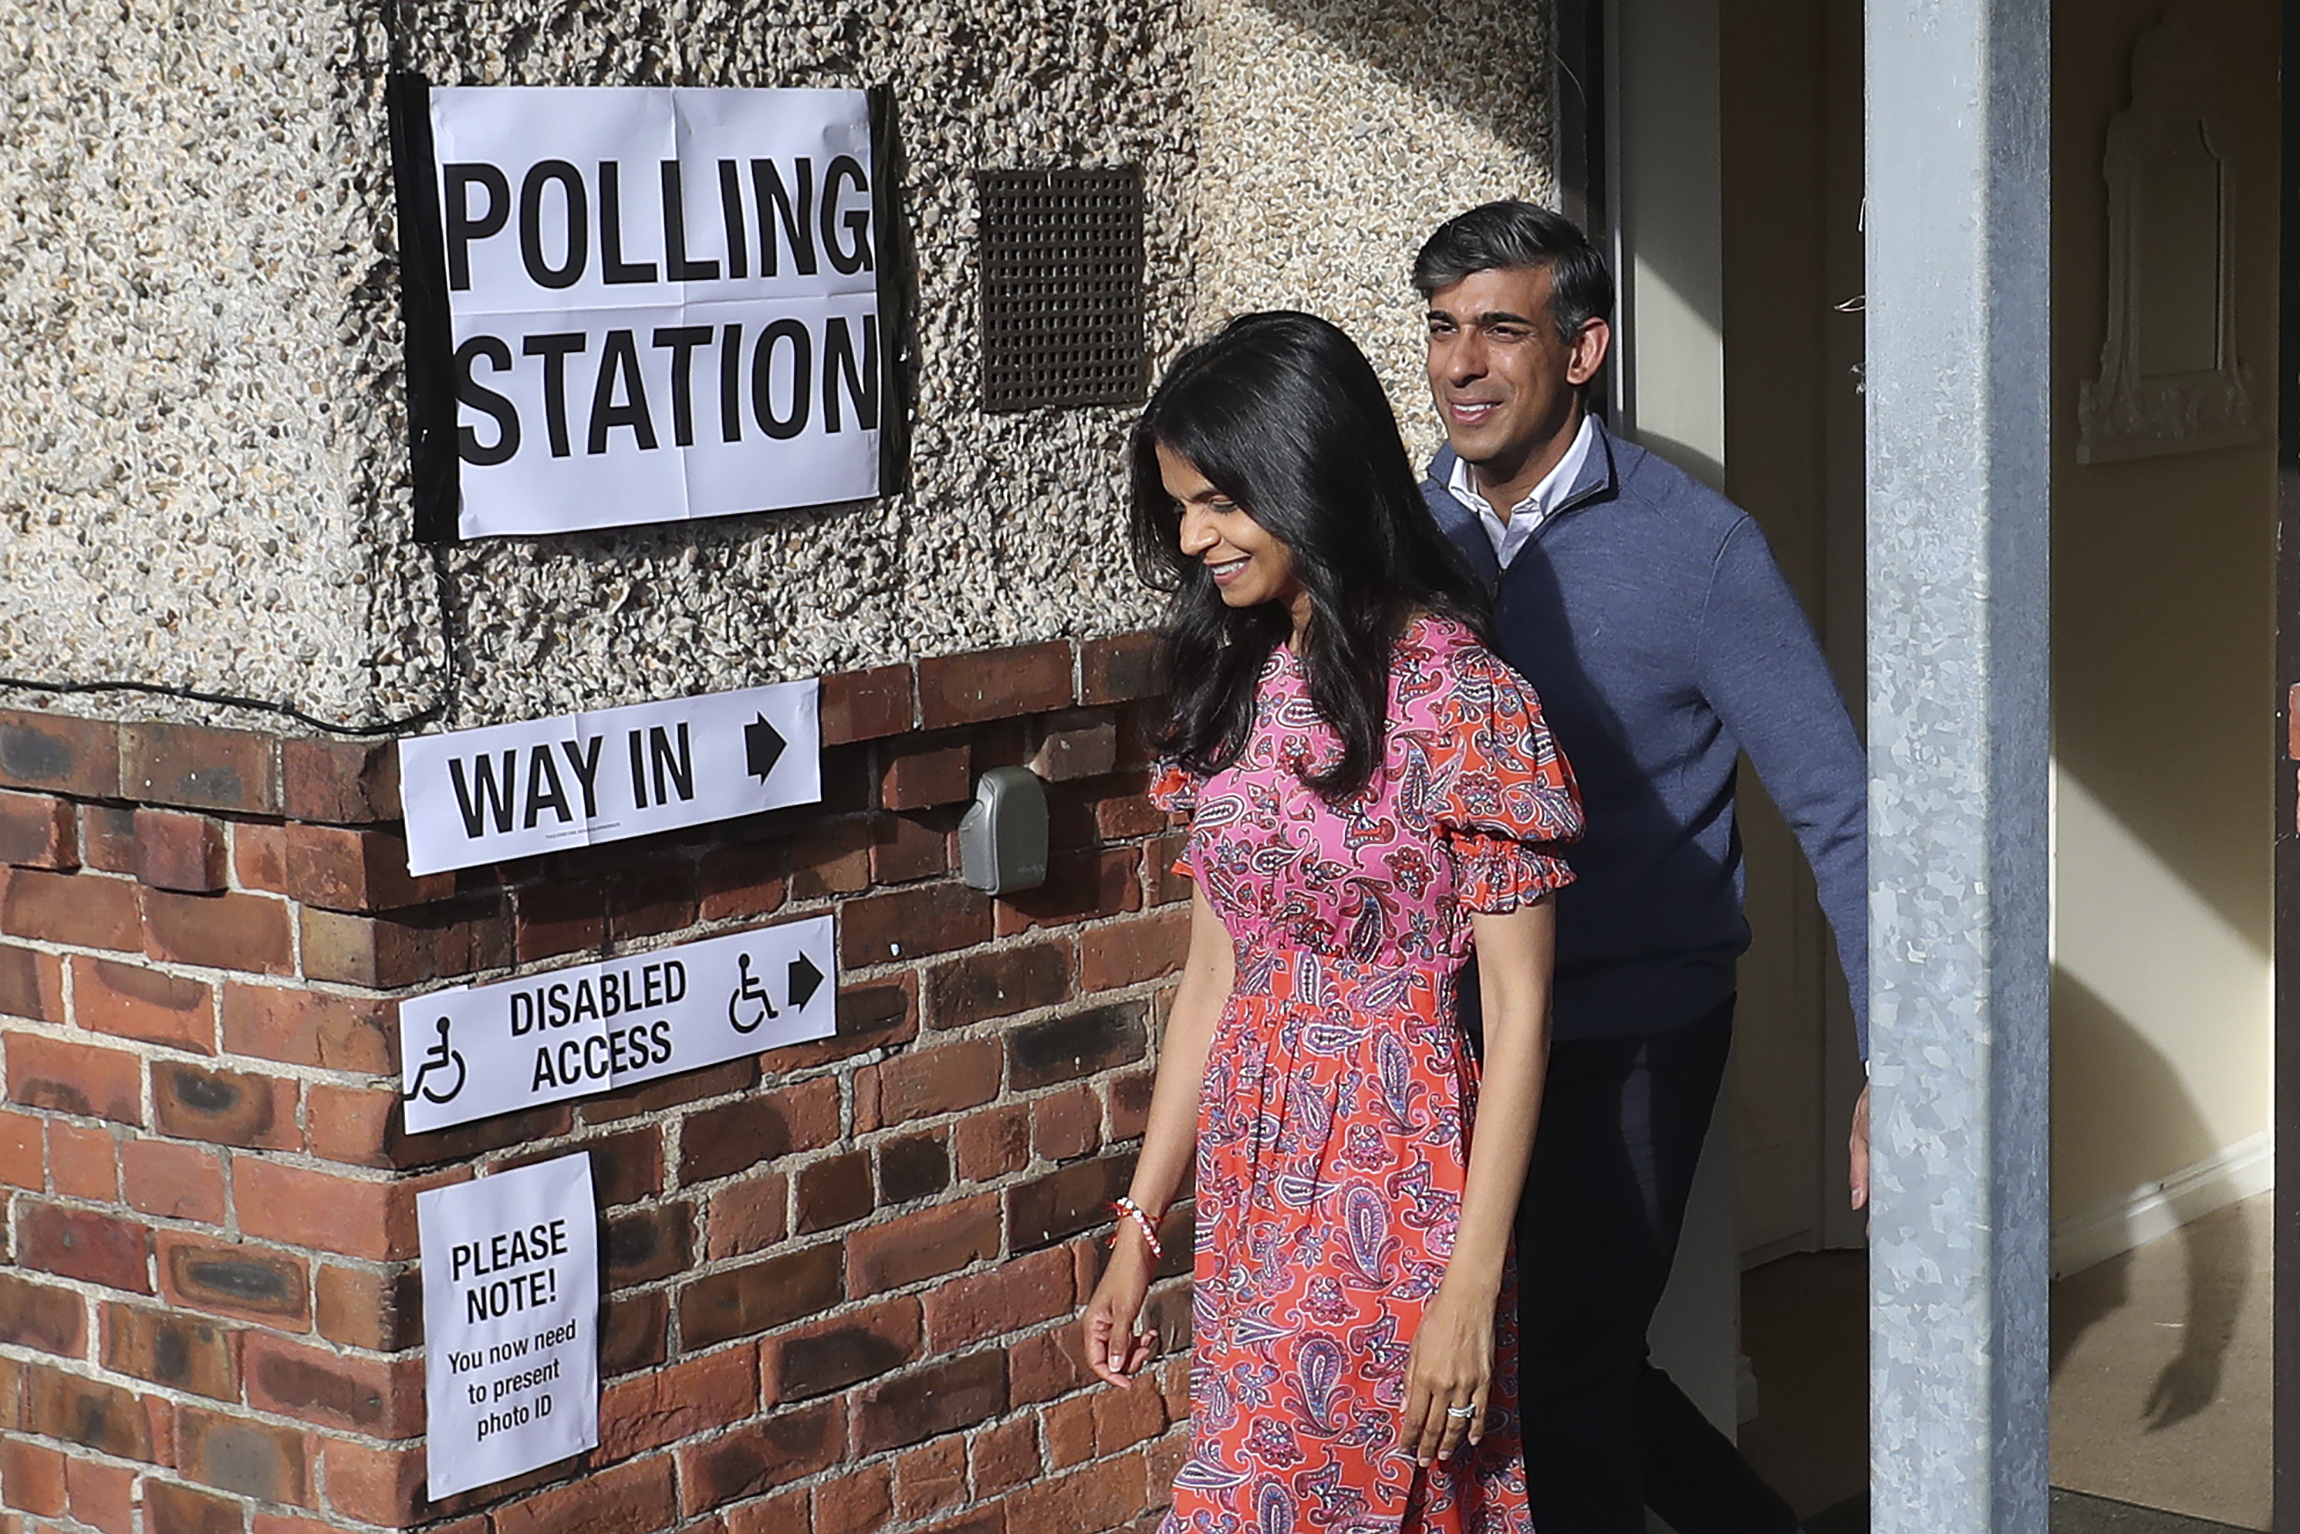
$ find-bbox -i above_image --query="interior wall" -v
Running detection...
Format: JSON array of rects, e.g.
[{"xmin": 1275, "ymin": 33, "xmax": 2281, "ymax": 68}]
[{"xmin": 2049, "ymin": 0, "xmax": 2278, "ymax": 1239}]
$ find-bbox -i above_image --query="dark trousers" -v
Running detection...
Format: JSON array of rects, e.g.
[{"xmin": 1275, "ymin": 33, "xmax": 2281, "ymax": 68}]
[{"xmin": 1516, "ymin": 997, "xmax": 1801, "ymax": 1534}]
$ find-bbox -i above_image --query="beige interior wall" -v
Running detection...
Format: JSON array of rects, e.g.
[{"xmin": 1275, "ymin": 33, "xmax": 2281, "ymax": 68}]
[{"xmin": 2049, "ymin": 0, "xmax": 2279, "ymax": 1228}]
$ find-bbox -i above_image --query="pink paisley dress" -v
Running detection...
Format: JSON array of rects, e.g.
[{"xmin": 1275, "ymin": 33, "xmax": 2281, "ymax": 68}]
[{"xmin": 1153, "ymin": 613, "xmax": 1583, "ymax": 1534}]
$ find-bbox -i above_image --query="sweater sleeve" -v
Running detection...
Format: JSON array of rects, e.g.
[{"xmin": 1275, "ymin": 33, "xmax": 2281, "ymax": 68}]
[{"xmin": 1695, "ymin": 517, "xmax": 1871, "ymax": 1054}]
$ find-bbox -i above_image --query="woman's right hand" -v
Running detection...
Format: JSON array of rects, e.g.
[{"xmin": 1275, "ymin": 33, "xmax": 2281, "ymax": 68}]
[{"xmin": 1082, "ymin": 1238, "xmax": 1157, "ymax": 1388}]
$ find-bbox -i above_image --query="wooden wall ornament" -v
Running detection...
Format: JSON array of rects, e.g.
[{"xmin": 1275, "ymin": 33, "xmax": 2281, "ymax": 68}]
[{"xmin": 2077, "ymin": 10, "xmax": 2259, "ymax": 464}]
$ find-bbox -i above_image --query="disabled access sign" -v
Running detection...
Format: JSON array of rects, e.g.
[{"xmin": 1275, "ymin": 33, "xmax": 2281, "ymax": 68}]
[{"xmin": 398, "ymin": 915, "xmax": 835, "ymax": 1132}]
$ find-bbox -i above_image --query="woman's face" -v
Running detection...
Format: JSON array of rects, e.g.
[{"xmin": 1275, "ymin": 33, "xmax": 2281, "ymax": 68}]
[{"xmin": 1156, "ymin": 444, "xmax": 1308, "ymax": 627}]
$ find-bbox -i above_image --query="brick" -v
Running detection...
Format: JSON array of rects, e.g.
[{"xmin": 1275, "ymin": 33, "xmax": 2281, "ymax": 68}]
[
  {"xmin": 580, "ymin": 1127, "xmax": 665, "ymax": 1206},
  {"xmin": 0, "ymin": 792, "xmax": 75, "ymax": 870},
  {"xmin": 310, "ymin": 1438, "xmax": 424, "ymax": 1527},
  {"xmin": 314, "ymin": 1264, "xmax": 420, "ymax": 1352},
  {"xmin": 871, "ymin": 809, "xmax": 951, "ymax": 883},
  {"xmin": 244, "ymin": 1332, "xmax": 420, "ymax": 1436},
  {"xmin": 5, "ymin": 1032, "xmax": 142, "ymax": 1124},
  {"xmin": 298, "ymin": 897, "xmax": 512, "ymax": 988},
  {"xmin": 926, "ymin": 939, "xmax": 1071, "ymax": 1030},
  {"xmin": 0, "ymin": 1438, "xmax": 65, "ymax": 1515},
  {"xmin": 678, "ymin": 1241, "xmax": 843, "ymax": 1349},
  {"xmin": 680, "ymin": 1092, "xmax": 804, "ymax": 1185},
  {"xmin": 1008, "ymin": 1155, "xmax": 1134, "ymax": 1251},
  {"xmin": 1144, "ymin": 831, "xmax": 1191, "ymax": 904},
  {"xmin": 0, "ymin": 867, "xmax": 139, "ymax": 950},
  {"xmin": 892, "ymin": 1435, "xmax": 966, "ymax": 1521},
  {"xmin": 280, "ymin": 736, "xmax": 400, "ymax": 824},
  {"xmin": 507, "ymin": 877, "xmax": 607, "ymax": 962},
  {"xmin": 0, "ymin": 711, "xmax": 119, "ymax": 797},
  {"xmin": 973, "ymin": 1415, "xmax": 1040, "ymax": 1497},
  {"xmin": 794, "ymin": 1149, "xmax": 873, "ymax": 1233},
  {"xmin": 598, "ymin": 1345, "xmax": 757, "ymax": 1458},
  {"xmin": 219, "ymin": 983, "xmax": 394, "ymax": 1073},
  {"xmin": 813, "ymin": 1462, "xmax": 894, "ymax": 1534},
  {"xmin": 141, "ymin": 1481, "xmax": 241, "ymax": 1534},
  {"xmin": 603, "ymin": 1202, "xmax": 692, "ymax": 1287},
  {"xmin": 918, "ymin": 640, "xmax": 1074, "ymax": 728},
  {"xmin": 848, "ymin": 1195, "xmax": 1000, "ymax": 1297},
  {"xmin": 1009, "ymin": 1000, "xmax": 1148, "ymax": 1090},
  {"xmin": 2290, "ymin": 683, "xmax": 2300, "ymax": 760},
  {"xmin": 0, "ymin": 943, "xmax": 64, "ymax": 1022},
  {"xmin": 232, "ymin": 821, "xmax": 289, "ymax": 893},
  {"xmin": 881, "ymin": 739, "xmax": 972, "ymax": 811},
  {"xmin": 954, "ymin": 1102, "xmax": 1031, "ymax": 1182},
  {"xmin": 864, "ymin": 1037, "xmax": 1002, "ymax": 1131},
  {"xmin": 234, "ymin": 1159, "xmax": 409, "ymax": 1261},
  {"xmin": 178, "ymin": 1403, "xmax": 309, "ymax": 1504},
  {"xmin": 100, "ymin": 1303, "xmax": 237, "ymax": 1400},
  {"xmin": 130, "ymin": 809, "xmax": 227, "ymax": 892},
  {"xmin": 72, "ymin": 956, "xmax": 214, "ymax": 1054},
  {"xmin": 996, "ymin": 846, "xmax": 1142, "ymax": 934},
  {"xmin": 923, "ymin": 1245, "xmax": 1074, "ymax": 1349},
  {"xmin": 698, "ymin": 842, "xmax": 785, "ymax": 922},
  {"xmin": 122, "ymin": 723, "xmax": 278, "ymax": 815},
  {"xmin": 785, "ymin": 816, "xmax": 872, "ymax": 899},
  {"xmin": 255, "ymin": 1517, "xmax": 371, "ymax": 1534},
  {"xmin": 762, "ymin": 1296, "xmax": 922, "ymax": 1403},
  {"xmin": 284, "ymin": 823, "xmax": 451, "ymax": 912},
  {"xmin": 583, "ymin": 1057, "xmax": 756, "ymax": 1124},
  {"xmin": 1029, "ymin": 709, "xmax": 1119, "ymax": 782},
  {"xmin": 493, "ymin": 1452, "xmax": 674, "ymax": 1534},
  {"xmin": 842, "ymin": 881, "xmax": 993, "ymax": 967},
  {"xmin": 725, "ymin": 1486, "xmax": 812, "ymax": 1534},
  {"xmin": 82, "ymin": 804, "xmax": 138, "ymax": 873},
  {"xmin": 157, "ymin": 1233, "xmax": 311, "ymax": 1325},
  {"xmin": 0, "ymin": 1107, "xmax": 39, "ymax": 1189},
  {"xmin": 600, "ymin": 1289, "xmax": 669, "ymax": 1377},
  {"xmin": 0, "ymin": 1272, "xmax": 87, "ymax": 1356},
  {"xmin": 607, "ymin": 857, "xmax": 699, "ymax": 941},
  {"xmin": 1044, "ymin": 1394, "xmax": 1096, "ymax": 1468},
  {"xmin": 854, "ymin": 1348, "xmax": 1008, "ymax": 1454},
  {"xmin": 17, "ymin": 1201, "xmax": 151, "ymax": 1292},
  {"xmin": 1031, "ymin": 1083, "xmax": 1104, "ymax": 1162},
  {"xmin": 1079, "ymin": 907, "xmax": 1190, "ymax": 992},
  {"xmin": 677, "ymin": 1400, "xmax": 843, "ymax": 1516},
  {"xmin": 23, "ymin": 1364, "xmax": 158, "ymax": 1461},
  {"xmin": 1003, "ymin": 1449, "xmax": 1153, "ymax": 1534},
  {"xmin": 879, "ymin": 1130, "xmax": 951, "ymax": 1204},
  {"xmin": 122, "ymin": 1137, "xmax": 226, "ymax": 1223},
  {"xmin": 67, "ymin": 1455, "xmax": 136, "ymax": 1534},
  {"xmin": 1093, "ymin": 777, "xmax": 1168, "ymax": 841},
  {"xmin": 307, "ymin": 1084, "xmax": 570, "ymax": 1170},
  {"xmin": 141, "ymin": 885, "xmax": 294, "ymax": 975},
  {"xmin": 152, "ymin": 1060, "xmax": 296, "ymax": 1149},
  {"xmin": 1106, "ymin": 1069, "xmax": 1156, "ymax": 1141},
  {"xmin": 1081, "ymin": 632, "xmax": 1164, "ymax": 705},
  {"xmin": 704, "ymin": 1173, "xmax": 787, "ymax": 1260},
  {"xmin": 820, "ymin": 664, "xmax": 914, "ymax": 745},
  {"xmin": 1095, "ymin": 1371, "xmax": 1170, "ymax": 1453},
  {"xmin": 48, "ymin": 1118, "xmax": 118, "ymax": 1200},
  {"xmin": 920, "ymin": 1510, "xmax": 1005, "ymax": 1534},
  {"xmin": 781, "ymin": 973, "xmax": 916, "ymax": 1066}
]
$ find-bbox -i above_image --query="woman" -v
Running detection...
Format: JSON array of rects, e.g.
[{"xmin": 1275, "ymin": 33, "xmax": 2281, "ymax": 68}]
[{"xmin": 1082, "ymin": 311, "xmax": 1583, "ymax": 1533}]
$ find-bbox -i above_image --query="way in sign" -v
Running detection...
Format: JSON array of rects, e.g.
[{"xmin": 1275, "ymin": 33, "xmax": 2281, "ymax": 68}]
[{"xmin": 449, "ymin": 724, "xmax": 698, "ymax": 836}]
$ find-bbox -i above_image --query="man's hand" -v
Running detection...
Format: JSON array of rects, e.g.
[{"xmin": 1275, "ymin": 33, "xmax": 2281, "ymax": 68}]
[{"xmin": 1848, "ymin": 1083, "xmax": 1871, "ymax": 1211}]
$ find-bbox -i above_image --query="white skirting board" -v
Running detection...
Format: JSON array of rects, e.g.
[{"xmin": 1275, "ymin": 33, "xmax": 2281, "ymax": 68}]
[{"xmin": 2049, "ymin": 1131, "xmax": 2275, "ymax": 1279}]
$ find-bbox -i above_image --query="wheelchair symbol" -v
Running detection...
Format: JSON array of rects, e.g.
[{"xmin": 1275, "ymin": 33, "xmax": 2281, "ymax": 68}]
[
  {"xmin": 728, "ymin": 953, "xmax": 779, "ymax": 1034},
  {"xmin": 402, "ymin": 1017, "xmax": 467, "ymax": 1105}
]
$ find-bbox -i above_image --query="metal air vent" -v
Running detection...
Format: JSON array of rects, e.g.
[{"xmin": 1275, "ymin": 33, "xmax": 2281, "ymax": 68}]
[{"xmin": 978, "ymin": 167, "xmax": 1147, "ymax": 412}]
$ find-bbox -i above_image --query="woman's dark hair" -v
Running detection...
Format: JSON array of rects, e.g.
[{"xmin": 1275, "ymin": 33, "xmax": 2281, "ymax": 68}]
[
  {"xmin": 1128, "ymin": 310, "xmax": 1491, "ymax": 801},
  {"xmin": 1412, "ymin": 200, "xmax": 1614, "ymax": 345}
]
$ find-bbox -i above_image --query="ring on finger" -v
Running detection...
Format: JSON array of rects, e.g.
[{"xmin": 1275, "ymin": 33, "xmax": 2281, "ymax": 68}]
[{"xmin": 1444, "ymin": 1404, "xmax": 1476, "ymax": 1419}]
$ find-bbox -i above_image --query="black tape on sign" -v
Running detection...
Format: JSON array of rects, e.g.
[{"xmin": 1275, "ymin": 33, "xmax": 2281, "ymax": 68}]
[
  {"xmin": 387, "ymin": 72, "xmax": 463, "ymax": 546},
  {"xmin": 867, "ymin": 84, "xmax": 914, "ymax": 500}
]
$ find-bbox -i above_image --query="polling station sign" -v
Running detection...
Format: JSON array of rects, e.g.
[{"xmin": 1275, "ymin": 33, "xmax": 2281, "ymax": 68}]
[
  {"xmin": 397, "ymin": 679, "xmax": 818, "ymax": 876},
  {"xmin": 419, "ymin": 1152, "xmax": 599, "ymax": 1499},
  {"xmin": 400, "ymin": 915, "xmax": 836, "ymax": 1133},
  {"xmin": 388, "ymin": 81, "xmax": 901, "ymax": 540}
]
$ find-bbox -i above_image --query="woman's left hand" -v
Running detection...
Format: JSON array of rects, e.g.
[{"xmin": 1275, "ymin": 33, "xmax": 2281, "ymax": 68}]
[{"xmin": 1400, "ymin": 1278, "xmax": 1496, "ymax": 1466}]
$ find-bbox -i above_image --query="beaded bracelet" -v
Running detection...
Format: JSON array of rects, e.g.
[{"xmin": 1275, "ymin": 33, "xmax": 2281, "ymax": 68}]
[{"xmin": 1110, "ymin": 1196, "xmax": 1164, "ymax": 1259}]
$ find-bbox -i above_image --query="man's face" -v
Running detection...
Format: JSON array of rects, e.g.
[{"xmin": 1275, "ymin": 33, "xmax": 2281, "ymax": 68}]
[{"xmin": 1424, "ymin": 264, "xmax": 1605, "ymax": 493}]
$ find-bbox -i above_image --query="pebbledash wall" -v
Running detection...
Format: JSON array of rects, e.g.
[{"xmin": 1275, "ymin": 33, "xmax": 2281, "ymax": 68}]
[{"xmin": 0, "ymin": 2, "xmax": 1556, "ymax": 1533}]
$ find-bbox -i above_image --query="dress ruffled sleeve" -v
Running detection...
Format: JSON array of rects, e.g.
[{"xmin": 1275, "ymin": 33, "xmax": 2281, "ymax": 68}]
[
  {"xmin": 1148, "ymin": 760, "xmax": 1203, "ymax": 881},
  {"xmin": 1432, "ymin": 647, "xmax": 1584, "ymax": 912}
]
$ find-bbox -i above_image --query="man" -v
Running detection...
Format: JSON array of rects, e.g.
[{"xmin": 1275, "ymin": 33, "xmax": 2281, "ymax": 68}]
[{"xmin": 1413, "ymin": 200, "xmax": 1870, "ymax": 1533}]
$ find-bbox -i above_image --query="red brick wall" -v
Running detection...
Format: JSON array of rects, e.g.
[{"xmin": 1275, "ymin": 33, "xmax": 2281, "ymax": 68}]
[{"xmin": 0, "ymin": 631, "xmax": 1193, "ymax": 1534}]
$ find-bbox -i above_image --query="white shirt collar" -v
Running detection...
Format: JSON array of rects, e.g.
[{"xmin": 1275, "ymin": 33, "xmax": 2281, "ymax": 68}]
[{"xmin": 1446, "ymin": 411, "xmax": 1597, "ymax": 569}]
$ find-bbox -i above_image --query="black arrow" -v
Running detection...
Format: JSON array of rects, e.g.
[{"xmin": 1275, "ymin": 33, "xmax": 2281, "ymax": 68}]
[
  {"xmin": 786, "ymin": 951, "xmax": 824, "ymax": 1011},
  {"xmin": 744, "ymin": 713, "xmax": 787, "ymax": 782}
]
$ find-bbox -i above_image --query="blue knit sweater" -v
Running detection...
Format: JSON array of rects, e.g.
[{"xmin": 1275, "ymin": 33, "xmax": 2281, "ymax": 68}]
[{"xmin": 1423, "ymin": 417, "xmax": 1869, "ymax": 1048}]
